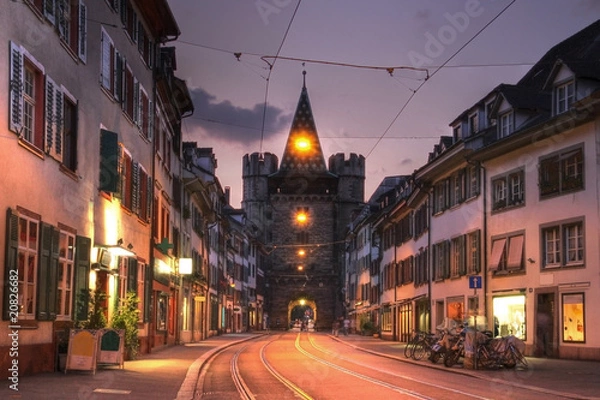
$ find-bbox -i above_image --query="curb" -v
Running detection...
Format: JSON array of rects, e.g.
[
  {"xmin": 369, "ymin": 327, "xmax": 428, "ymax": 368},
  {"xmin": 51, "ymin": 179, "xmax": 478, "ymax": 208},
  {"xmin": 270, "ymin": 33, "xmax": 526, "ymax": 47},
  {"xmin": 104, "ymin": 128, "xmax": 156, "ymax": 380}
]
[{"xmin": 331, "ymin": 335, "xmax": 599, "ymax": 400}]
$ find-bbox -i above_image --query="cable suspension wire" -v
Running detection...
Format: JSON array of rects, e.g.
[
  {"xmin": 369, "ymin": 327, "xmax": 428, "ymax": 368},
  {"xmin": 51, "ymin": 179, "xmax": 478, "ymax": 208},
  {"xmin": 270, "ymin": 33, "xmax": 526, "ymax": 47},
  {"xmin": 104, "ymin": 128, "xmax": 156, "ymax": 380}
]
[
  {"xmin": 259, "ymin": 0, "xmax": 303, "ymax": 153},
  {"xmin": 363, "ymin": 0, "xmax": 517, "ymax": 159}
]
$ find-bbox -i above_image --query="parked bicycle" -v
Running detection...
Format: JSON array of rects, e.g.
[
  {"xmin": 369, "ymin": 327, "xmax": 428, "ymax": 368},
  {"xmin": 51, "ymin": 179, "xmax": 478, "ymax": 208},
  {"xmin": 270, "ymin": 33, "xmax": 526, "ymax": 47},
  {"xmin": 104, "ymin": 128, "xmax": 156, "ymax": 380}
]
[
  {"xmin": 443, "ymin": 327, "xmax": 467, "ymax": 367},
  {"xmin": 404, "ymin": 330, "xmax": 426, "ymax": 359},
  {"xmin": 476, "ymin": 334, "xmax": 528, "ymax": 369},
  {"xmin": 412, "ymin": 331, "xmax": 439, "ymax": 361}
]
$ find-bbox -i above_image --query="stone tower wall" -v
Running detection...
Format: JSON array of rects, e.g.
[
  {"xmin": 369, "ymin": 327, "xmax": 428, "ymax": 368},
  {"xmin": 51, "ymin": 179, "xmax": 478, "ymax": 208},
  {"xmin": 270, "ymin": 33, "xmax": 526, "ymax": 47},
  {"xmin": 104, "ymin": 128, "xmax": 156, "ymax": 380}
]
[
  {"xmin": 266, "ymin": 194, "xmax": 341, "ymax": 329},
  {"xmin": 242, "ymin": 152, "xmax": 278, "ymax": 237},
  {"xmin": 328, "ymin": 153, "xmax": 366, "ymax": 204}
]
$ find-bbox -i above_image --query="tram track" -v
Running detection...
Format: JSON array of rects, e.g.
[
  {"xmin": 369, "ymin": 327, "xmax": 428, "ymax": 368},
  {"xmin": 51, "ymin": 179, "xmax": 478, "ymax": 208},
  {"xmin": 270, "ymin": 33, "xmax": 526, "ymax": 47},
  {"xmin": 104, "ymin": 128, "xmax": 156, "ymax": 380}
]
[{"xmin": 196, "ymin": 332, "xmax": 553, "ymax": 400}]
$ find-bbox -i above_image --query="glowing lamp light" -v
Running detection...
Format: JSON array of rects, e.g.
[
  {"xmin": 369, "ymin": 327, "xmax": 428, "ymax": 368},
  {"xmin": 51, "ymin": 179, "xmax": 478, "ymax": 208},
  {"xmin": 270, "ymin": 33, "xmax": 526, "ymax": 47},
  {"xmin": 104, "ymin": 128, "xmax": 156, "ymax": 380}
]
[
  {"xmin": 297, "ymin": 265, "xmax": 304, "ymax": 271},
  {"xmin": 299, "ymin": 299, "xmax": 306, "ymax": 306},
  {"xmin": 179, "ymin": 258, "xmax": 193, "ymax": 275},
  {"xmin": 296, "ymin": 212, "xmax": 308, "ymax": 224},
  {"xmin": 298, "ymin": 249, "xmax": 306, "ymax": 257},
  {"xmin": 294, "ymin": 137, "xmax": 311, "ymax": 152}
]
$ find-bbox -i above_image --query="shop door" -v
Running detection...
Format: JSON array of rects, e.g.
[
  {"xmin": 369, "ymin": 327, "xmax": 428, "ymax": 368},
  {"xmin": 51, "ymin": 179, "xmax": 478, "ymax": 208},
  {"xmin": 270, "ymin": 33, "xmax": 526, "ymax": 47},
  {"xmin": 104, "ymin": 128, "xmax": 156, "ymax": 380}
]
[{"xmin": 535, "ymin": 292, "xmax": 556, "ymax": 357}]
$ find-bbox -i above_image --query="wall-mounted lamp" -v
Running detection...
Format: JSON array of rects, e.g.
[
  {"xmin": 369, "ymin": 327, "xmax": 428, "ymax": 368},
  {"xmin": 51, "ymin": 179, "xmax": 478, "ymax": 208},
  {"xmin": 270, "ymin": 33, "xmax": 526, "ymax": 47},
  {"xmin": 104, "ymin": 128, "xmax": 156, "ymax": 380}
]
[
  {"xmin": 179, "ymin": 258, "xmax": 193, "ymax": 275},
  {"xmin": 127, "ymin": 243, "xmax": 134, "ymax": 250},
  {"xmin": 527, "ymin": 258, "xmax": 535, "ymax": 264},
  {"xmin": 117, "ymin": 238, "xmax": 124, "ymax": 246}
]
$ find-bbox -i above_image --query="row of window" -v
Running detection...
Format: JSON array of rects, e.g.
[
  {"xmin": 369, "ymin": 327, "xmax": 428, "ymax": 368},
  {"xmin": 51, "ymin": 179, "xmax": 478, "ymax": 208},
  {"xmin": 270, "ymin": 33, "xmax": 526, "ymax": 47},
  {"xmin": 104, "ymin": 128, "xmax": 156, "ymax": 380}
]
[
  {"xmin": 3, "ymin": 209, "xmax": 84, "ymax": 321},
  {"xmin": 492, "ymin": 145, "xmax": 584, "ymax": 211},
  {"xmin": 101, "ymin": 28, "xmax": 152, "ymax": 139},
  {"xmin": 2, "ymin": 207, "xmax": 152, "ymax": 323},
  {"xmin": 9, "ymin": 42, "xmax": 78, "ymax": 171},
  {"xmin": 28, "ymin": 0, "xmax": 88, "ymax": 63},
  {"xmin": 107, "ymin": 0, "xmax": 154, "ymax": 68},
  {"xmin": 453, "ymin": 79, "xmax": 575, "ymax": 141}
]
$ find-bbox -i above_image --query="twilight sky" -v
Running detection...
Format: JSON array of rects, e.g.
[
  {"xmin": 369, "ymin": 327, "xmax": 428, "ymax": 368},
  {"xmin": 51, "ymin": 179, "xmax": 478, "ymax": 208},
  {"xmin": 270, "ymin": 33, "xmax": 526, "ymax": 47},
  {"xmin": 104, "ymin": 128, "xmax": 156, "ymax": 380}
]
[{"xmin": 168, "ymin": 0, "xmax": 600, "ymax": 208}]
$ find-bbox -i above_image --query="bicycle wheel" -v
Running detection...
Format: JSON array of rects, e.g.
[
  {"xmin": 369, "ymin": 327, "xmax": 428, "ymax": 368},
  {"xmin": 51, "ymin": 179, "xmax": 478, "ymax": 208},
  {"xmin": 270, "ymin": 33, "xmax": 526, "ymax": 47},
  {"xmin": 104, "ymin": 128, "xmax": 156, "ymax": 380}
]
[
  {"xmin": 511, "ymin": 345, "xmax": 528, "ymax": 368},
  {"xmin": 476, "ymin": 346, "xmax": 494, "ymax": 369},
  {"xmin": 412, "ymin": 340, "xmax": 428, "ymax": 360},
  {"xmin": 444, "ymin": 349, "xmax": 459, "ymax": 367},
  {"xmin": 404, "ymin": 340, "xmax": 416, "ymax": 359}
]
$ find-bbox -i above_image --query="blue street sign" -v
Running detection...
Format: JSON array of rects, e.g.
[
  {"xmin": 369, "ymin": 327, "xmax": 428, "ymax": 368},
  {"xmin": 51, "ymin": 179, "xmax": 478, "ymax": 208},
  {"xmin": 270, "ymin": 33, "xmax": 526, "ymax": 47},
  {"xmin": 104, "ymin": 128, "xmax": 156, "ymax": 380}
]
[{"xmin": 469, "ymin": 275, "xmax": 482, "ymax": 289}]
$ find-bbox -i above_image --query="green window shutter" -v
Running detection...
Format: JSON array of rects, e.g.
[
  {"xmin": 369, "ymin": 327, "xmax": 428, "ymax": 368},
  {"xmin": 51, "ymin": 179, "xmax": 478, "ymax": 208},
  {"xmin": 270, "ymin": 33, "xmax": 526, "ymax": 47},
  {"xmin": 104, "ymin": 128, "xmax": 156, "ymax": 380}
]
[
  {"xmin": 73, "ymin": 235, "xmax": 91, "ymax": 321},
  {"xmin": 99, "ymin": 129, "xmax": 119, "ymax": 192},
  {"xmin": 127, "ymin": 257, "xmax": 138, "ymax": 293},
  {"xmin": 143, "ymin": 264, "xmax": 152, "ymax": 322},
  {"xmin": 132, "ymin": 161, "xmax": 140, "ymax": 214},
  {"xmin": 37, "ymin": 223, "xmax": 59, "ymax": 321},
  {"xmin": 3, "ymin": 209, "xmax": 19, "ymax": 320}
]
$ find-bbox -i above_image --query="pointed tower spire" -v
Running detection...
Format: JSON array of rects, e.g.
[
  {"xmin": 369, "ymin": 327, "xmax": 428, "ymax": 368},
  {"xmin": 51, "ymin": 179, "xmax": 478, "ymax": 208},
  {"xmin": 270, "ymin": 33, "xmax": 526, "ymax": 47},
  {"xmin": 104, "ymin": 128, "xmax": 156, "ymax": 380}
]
[{"xmin": 278, "ymin": 72, "xmax": 328, "ymax": 175}]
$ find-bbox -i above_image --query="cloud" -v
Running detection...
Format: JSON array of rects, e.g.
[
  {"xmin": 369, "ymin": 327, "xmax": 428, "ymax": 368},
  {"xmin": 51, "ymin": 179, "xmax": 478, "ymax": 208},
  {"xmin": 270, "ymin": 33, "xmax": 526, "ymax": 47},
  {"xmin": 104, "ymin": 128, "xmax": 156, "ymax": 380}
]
[{"xmin": 186, "ymin": 87, "xmax": 292, "ymax": 145}]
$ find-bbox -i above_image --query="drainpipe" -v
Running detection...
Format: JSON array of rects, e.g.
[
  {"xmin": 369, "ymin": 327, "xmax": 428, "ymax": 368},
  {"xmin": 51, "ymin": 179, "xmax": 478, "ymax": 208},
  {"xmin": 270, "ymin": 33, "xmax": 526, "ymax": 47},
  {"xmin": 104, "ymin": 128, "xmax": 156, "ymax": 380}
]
[
  {"xmin": 427, "ymin": 189, "xmax": 433, "ymax": 333},
  {"xmin": 481, "ymin": 163, "xmax": 488, "ymax": 327}
]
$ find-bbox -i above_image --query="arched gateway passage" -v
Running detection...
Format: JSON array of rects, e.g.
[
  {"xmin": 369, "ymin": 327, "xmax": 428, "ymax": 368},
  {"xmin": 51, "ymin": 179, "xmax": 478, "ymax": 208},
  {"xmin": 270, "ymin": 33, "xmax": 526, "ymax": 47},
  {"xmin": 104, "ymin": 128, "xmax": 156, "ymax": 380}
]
[{"xmin": 288, "ymin": 298, "xmax": 317, "ymax": 331}]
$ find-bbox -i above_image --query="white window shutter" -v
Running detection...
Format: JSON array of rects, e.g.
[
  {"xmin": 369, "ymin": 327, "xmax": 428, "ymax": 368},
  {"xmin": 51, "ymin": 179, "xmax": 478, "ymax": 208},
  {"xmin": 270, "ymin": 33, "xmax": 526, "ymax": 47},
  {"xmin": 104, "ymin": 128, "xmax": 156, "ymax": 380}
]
[
  {"xmin": 133, "ymin": 80, "xmax": 140, "ymax": 126},
  {"xmin": 78, "ymin": 1, "xmax": 87, "ymax": 63},
  {"xmin": 44, "ymin": 0, "xmax": 56, "ymax": 25},
  {"xmin": 100, "ymin": 29, "xmax": 112, "ymax": 90},
  {"xmin": 53, "ymin": 84, "xmax": 63, "ymax": 161},
  {"xmin": 148, "ymin": 100, "xmax": 154, "ymax": 140},
  {"xmin": 9, "ymin": 42, "xmax": 24, "ymax": 134},
  {"xmin": 45, "ymin": 75, "xmax": 56, "ymax": 154}
]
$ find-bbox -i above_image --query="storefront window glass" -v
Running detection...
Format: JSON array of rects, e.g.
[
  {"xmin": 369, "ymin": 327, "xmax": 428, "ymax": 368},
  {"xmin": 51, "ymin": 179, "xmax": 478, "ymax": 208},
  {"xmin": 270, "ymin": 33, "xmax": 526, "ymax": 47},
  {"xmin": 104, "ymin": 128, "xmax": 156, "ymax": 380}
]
[
  {"xmin": 492, "ymin": 295, "xmax": 525, "ymax": 339},
  {"xmin": 562, "ymin": 293, "xmax": 585, "ymax": 342}
]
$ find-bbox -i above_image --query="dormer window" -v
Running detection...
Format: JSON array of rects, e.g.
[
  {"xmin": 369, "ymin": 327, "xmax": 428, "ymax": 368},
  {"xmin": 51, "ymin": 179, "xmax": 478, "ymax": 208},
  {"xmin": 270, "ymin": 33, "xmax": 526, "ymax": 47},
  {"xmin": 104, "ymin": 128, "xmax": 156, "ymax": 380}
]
[
  {"xmin": 452, "ymin": 124, "xmax": 461, "ymax": 141},
  {"xmin": 468, "ymin": 113, "xmax": 478, "ymax": 136},
  {"xmin": 498, "ymin": 111, "xmax": 513, "ymax": 138},
  {"xmin": 555, "ymin": 80, "xmax": 575, "ymax": 114}
]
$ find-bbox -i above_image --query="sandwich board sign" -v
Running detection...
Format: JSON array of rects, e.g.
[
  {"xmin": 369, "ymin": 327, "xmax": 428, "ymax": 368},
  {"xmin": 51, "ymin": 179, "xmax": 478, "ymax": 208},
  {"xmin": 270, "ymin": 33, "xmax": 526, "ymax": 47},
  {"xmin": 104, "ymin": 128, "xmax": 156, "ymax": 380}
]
[
  {"xmin": 97, "ymin": 328, "xmax": 125, "ymax": 368},
  {"xmin": 65, "ymin": 329, "xmax": 99, "ymax": 374}
]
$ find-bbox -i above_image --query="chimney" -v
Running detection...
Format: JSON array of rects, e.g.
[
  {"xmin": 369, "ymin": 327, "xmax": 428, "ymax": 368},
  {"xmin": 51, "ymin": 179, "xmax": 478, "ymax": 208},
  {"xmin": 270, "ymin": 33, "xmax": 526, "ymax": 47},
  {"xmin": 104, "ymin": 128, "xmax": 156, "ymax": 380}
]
[{"xmin": 225, "ymin": 186, "xmax": 231, "ymax": 205}]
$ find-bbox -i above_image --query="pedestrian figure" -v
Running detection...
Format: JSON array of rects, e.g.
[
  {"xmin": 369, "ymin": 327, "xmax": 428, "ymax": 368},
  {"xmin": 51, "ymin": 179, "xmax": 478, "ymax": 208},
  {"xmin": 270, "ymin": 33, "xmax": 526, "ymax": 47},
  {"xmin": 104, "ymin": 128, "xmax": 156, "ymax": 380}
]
[
  {"xmin": 343, "ymin": 317, "xmax": 350, "ymax": 336},
  {"xmin": 332, "ymin": 320, "xmax": 340, "ymax": 336}
]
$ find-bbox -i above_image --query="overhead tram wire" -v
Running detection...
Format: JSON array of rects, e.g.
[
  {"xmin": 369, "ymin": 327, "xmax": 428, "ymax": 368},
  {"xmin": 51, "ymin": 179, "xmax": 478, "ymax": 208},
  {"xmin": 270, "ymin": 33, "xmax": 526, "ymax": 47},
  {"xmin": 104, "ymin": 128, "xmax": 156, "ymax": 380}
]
[
  {"xmin": 363, "ymin": 0, "xmax": 517, "ymax": 159},
  {"xmin": 258, "ymin": 0, "xmax": 303, "ymax": 153}
]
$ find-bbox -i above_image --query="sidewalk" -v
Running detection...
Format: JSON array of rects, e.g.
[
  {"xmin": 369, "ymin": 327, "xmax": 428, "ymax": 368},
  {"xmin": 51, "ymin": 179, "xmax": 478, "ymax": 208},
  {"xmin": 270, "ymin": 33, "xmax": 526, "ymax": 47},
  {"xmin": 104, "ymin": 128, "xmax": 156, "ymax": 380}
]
[
  {"xmin": 334, "ymin": 334, "xmax": 600, "ymax": 400},
  {"xmin": 2, "ymin": 332, "xmax": 599, "ymax": 400},
  {"xmin": 0, "ymin": 333, "xmax": 257, "ymax": 400}
]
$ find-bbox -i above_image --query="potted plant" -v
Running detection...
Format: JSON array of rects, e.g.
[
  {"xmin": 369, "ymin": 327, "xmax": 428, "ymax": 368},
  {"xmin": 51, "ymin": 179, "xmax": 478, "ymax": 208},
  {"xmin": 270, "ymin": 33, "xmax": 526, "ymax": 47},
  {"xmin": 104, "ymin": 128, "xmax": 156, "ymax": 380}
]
[
  {"xmin": 361, "ymin": 320, "xmax": 375, "ymax": 336},
  {"xmin": 111, "ymin": 291, "xmax": 140, "ymax": 360}
]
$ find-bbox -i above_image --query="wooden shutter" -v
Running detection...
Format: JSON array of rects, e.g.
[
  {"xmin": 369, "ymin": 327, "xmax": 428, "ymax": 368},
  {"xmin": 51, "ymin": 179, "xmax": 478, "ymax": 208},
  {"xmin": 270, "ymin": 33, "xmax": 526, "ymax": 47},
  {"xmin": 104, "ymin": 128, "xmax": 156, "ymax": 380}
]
[
  {"xmin": 3, "ymin": 209, "xmax": 19, "ymax": 320},
  {"xmin": 132, "ymin": 162, "xmax": 140, "ymax": 214},
  {"xmin": 99, "ymin": 129, "xmax": 119, "ymax": 192},
  {"xmin": 44, "ymin": 0, "xmax": 56, "ymax": 25},
  {"xmin": 37, "ymin": 223, "xmax": 59, "ymax": 321},
  {"xmin": 100, "ymin": 29, "xmax": 113, "ymax": 90},
  {"xmin": 9, "ymin": 42, "xmax": 24, "ymax": 133},
  {"xmin": 78, "ymin": 1, "xmax": 87, "ymax": 62},
  {"xmin": 143, "ymin": 264, "xmax": 152, "ymax": 322},
  {"xmin": 127, "ymin": 258, "xmax": 138, "ymax": 293},
  {"xmin": 45, "ymin": 75, "xmax": 63, "ymax": 161},
  {"xmin": 73, "ymin": 236, "xmax": 91, "ymax": 321},
  {"xmin": 45, "ymin": 75, "xmax": 56, "ymax": 154}
]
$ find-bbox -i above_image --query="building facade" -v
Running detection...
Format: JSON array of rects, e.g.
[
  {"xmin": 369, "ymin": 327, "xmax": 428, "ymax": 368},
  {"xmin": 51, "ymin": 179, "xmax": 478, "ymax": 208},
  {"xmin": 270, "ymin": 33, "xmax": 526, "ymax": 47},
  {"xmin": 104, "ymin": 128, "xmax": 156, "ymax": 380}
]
[
  {"xmin": 0, "ymin": 0, "xmax": 197, "ymax": 378},
  {"xmin": 344, "ymin": 20, "xmax": 600, "ymax": 360}
]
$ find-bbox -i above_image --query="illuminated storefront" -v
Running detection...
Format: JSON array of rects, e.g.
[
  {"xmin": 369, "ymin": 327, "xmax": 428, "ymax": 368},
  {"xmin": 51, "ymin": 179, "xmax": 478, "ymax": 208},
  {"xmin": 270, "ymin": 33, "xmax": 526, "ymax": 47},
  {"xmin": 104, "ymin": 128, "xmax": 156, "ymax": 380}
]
[{"xmin": 492, "ymin": 294, "xmax": 526, "ymax": 339}]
